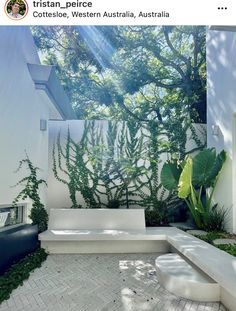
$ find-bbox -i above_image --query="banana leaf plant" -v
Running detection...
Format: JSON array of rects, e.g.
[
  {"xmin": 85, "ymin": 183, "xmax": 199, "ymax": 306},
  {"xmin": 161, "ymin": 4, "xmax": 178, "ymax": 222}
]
[{"xmin": 161, "ymin": 148, "xmax": 227, "ymax": 229}]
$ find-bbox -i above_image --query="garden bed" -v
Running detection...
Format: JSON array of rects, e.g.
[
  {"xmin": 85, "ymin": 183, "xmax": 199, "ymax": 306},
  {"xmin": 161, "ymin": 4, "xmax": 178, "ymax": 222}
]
[
  {"xmin": 0, "ymin": 248, "xmax": 48, "ymax": 304},
  {"xmin": 193, "ymin": 231, "xmax": 236, "ymax": 257}
]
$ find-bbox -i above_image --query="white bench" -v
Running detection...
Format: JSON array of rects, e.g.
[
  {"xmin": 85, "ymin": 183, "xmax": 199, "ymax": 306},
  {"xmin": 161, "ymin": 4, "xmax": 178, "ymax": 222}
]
[
  {"xmin": 39, "ymin": 209, "xmax": 169, "ymax": 254},
  {"xmin": 39, "ymin": 209, "xmax": 236, "ymax": 310}
]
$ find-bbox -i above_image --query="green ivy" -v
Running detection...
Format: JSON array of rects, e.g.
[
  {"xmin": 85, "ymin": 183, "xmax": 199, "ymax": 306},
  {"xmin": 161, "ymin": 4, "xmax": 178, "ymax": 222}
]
[
  {"xmin": 0, "ymin": 248, "xmax": 48, "ymax": 304},
  {"xmin": 52, "ymin": 120, "xmax": 205, "ymax": 217},
  {"xmin": 53, "ymin": 124, "xmax": 102, "ymax": 208},
  {"xmin": 12, "ymin": 155, "xmax": 48, "ymax": 233}
]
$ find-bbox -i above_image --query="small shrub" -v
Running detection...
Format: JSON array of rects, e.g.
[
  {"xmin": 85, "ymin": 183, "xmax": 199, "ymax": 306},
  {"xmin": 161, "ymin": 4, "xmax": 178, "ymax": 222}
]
[
  {"xmin": 217, "ymin": 244, "xmax": 236, "ymax": 257},
  {"xmin": 30, "ymin": 204, "xmax": 48, "ymax": 233},
  {"xmin": 107, "ymin": 199, "xmax": 120, "ymax": 209},
  {"xmin": 194, "ymin": 231, "xmax": 236, "ymax": 257},
  {"xmin": 145, "ymin": 209, "xmax": 160, "ymax": 227},
  {"xmin": 202, "ymin": 204, "xmax": 227, "ymax": 232},
  {"xmin": 0, "ymin": 248, "xmax": 48, "ymax": 304},
  {"xmin": 145, "ymin": 204, "xmax": 169, "ymax": 227},
  {"xmin": 195, "ymin": 232, "xmax": 226, "ymax": 244}
]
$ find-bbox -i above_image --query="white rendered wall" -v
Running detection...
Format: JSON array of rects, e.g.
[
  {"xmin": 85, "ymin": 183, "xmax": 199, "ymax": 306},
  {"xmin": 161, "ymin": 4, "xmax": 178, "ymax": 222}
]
[
  {"xmin": 207, "ymin": 29, "xmax": 236, "ymax": 232},
  {"xmin": 0, "ymin": 26, "xmax": 60, "ymax": 215},
  {"xmin": 48, "ymin": 120, "xmax": 206, "ymax": 210}
]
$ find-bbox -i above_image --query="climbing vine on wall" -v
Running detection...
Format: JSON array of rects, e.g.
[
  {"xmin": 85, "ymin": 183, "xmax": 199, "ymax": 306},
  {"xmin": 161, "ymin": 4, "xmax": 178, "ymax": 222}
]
[
  {"xmin": 52, "ymin": 120, "xmax": 206, "ymax": 209},
  {"xmin": 53, "ymin": 124, "xmax": 102, "ymax": 208},
  {"xmin": 12, "ymin": 155, "xmax": 48, "ymax": 233}
]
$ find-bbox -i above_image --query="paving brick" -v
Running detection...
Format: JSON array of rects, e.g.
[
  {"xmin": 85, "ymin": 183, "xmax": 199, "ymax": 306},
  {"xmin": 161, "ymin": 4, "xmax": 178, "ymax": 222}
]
[{"xmin": 0, "ymin": 253, "xmax": 228, "ymax": 311}]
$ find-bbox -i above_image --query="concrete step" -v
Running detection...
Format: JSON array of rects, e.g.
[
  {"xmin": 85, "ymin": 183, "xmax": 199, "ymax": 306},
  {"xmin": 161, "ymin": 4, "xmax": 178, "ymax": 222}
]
[{"xmin": 155, "ymin": 253, "xmax": 220, "ymax": 302}]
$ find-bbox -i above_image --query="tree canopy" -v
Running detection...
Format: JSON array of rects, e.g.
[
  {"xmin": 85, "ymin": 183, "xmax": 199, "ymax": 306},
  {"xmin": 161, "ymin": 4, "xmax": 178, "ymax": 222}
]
[{"xmin": 32, "ymin": 26, "xmax": 206, "ymax": 124}]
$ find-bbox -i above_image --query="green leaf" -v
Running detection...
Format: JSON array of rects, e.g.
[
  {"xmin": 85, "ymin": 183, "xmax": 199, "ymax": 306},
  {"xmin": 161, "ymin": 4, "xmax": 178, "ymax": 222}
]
[
  {"xmin": 160, "ymin": 160, "xmax": 182, "ymax": 191},
  {"xmin": 207, "ymin": 150, "xmax": 226, "ymax": 185},
  {"xmin": 178, "ymin": 157, "xmax": 193, "ymax": 199},
  {"xmin": 192, "ymin": 148, "xmax": 216, "ymax": 187}
]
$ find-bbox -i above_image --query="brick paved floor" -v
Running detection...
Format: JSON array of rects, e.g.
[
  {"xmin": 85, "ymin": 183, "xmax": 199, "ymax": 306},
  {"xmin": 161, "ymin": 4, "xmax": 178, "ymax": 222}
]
[{"xmin": 0, "ymin": 253, "xmax": 228, "ymax": 311}]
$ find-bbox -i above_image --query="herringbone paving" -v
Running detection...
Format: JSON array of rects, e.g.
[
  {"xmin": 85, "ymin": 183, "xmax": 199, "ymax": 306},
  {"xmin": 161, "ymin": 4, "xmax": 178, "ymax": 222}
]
[{"xmin": 0, "ymin": 253, "xmax": 228, "ymax": 311}]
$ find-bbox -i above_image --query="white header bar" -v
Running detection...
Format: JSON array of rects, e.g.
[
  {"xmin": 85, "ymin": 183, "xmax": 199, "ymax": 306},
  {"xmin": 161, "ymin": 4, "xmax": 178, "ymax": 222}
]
[{"xmin": 1, "ymin": 0, "xmax": 235, "ymax": 25}]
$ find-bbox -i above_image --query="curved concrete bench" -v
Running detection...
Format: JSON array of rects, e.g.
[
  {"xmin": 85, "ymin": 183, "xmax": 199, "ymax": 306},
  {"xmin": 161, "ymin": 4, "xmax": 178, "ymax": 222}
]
[{"xmin": 155, "ymin": 253, "xmax": 220, "ymax": 302}]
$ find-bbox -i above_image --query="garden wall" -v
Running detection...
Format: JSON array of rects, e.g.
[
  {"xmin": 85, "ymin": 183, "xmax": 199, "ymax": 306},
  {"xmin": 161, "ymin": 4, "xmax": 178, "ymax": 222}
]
[
  {"xmin": 47, "ymin": 120, "xmax": 206, "ymax": 210},
  {"xmin": 0, "ymin": 27, "xmax": 50, "ymax": 213},
  {"xmin": 207, "ymin": 28, "xmax": 236, "ymax": 232}
]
